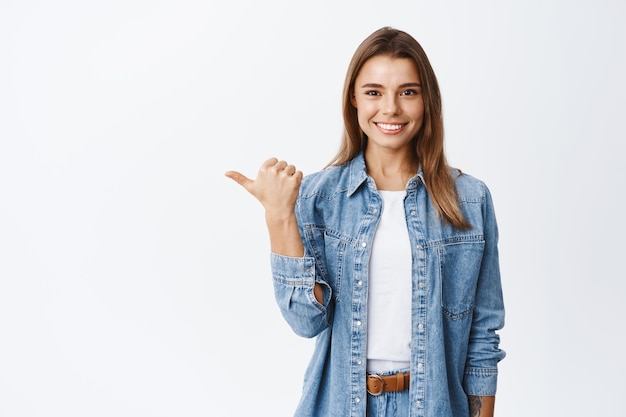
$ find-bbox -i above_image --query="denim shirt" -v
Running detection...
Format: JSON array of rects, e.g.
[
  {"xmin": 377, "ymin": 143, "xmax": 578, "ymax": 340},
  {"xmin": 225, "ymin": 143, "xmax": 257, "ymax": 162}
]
[{"xmin": 271, "ymin": 153, "xmax": 505, "ymax": 417}]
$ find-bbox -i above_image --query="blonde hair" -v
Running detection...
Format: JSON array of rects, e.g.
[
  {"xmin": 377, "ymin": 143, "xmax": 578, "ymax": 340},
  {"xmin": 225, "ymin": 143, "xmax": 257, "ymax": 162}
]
[{"xmin": 328, "ymin": 27, "xmax": 470, "ymax": 230}]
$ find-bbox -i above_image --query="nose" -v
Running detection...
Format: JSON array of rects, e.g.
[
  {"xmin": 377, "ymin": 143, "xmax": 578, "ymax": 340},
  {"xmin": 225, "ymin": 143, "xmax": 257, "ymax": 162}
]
[{"xmin": 382, "ymin": 95, "xmax": 400, "ymax": 115}]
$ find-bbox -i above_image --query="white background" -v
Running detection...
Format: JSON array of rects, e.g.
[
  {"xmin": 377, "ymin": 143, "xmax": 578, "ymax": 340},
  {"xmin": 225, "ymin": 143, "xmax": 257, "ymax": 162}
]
[{"xmin": 1, "ymin": 0, "xmax": 625, "ymax": 416}]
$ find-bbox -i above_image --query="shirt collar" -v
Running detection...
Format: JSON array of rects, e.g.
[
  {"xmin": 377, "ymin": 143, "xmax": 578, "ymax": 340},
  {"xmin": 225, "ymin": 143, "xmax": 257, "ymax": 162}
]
[{"xmin": 346, "ymin": 153, "xmax": 369, "ymax": 196}]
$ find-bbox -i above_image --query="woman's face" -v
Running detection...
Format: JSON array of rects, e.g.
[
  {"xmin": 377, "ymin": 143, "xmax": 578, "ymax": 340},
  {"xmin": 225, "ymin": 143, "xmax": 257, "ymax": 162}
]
[{"xmin": 351, "ymin": 55, "xmax": 424, "ymax": 155}]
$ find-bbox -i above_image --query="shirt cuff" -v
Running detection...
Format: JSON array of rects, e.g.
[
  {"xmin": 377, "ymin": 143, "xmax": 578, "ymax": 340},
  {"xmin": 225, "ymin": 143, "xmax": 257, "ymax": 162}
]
[
  {"xmin": 463, "ymin": 367, "xmax": 499, "ymax": 396},
  {"xmin": 270, "ymin": 252, "xmax": 316, "ymax": 285}
]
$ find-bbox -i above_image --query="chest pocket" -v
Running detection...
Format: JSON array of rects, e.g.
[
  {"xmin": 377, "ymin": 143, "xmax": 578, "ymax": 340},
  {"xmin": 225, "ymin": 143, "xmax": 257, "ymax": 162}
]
[
  {"xmin": 438, "ymin": 240, "xmax": 484, "ymax": 320},
  {"xmin": 304, "ymin": 226, "xmax": 352, "ymax": 301}
]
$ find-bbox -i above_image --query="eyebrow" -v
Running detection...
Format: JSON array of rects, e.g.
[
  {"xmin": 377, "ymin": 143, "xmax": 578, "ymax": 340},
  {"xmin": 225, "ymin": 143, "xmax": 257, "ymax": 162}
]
[{"xmin": 359, "ymin": 82, "xmax": 421, "ymax": 89}]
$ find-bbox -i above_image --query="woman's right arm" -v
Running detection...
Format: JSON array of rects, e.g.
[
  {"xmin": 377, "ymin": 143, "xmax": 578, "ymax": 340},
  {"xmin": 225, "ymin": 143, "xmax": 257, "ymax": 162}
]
[
  {"xmin": 225, "ymin": 157, "xmax": 305, "ymax": 255},
  {"xmin": 225, "ymin": 158, "xmax": 324, "ymax": 304}
]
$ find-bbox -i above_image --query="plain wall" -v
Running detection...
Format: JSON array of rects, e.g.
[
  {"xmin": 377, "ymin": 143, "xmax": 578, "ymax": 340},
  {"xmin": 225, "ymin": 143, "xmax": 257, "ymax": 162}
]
[{"xmin": 1, "ymin": 0, "xmax": 625, "ymax": 415}]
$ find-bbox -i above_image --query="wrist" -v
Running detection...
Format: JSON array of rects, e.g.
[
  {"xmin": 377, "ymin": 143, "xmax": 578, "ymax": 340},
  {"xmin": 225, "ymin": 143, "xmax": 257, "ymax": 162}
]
[{"xmin": 264, "ymin": 211, "xmax": 304, "ymax": 257}]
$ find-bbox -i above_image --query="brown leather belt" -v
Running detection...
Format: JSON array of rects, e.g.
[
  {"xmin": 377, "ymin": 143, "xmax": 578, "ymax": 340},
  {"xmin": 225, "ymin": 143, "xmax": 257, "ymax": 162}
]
[{"xmin": 366, "ymin": 372, "xmax": 410, "ymax": 396}]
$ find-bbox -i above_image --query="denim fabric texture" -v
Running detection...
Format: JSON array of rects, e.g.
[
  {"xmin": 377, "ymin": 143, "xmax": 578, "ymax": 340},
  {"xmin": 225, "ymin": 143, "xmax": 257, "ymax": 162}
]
[
  {"xmin": 367, "ymin": 386, "xmax": 410, "ymax": 416},
  {"xmin": 271, "ymin": 152, "xmax": 505, "ymax": 417}
]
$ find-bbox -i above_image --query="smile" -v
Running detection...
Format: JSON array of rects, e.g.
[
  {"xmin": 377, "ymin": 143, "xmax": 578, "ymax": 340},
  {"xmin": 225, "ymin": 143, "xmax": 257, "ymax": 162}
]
[{"xmin": 376, "ymin": 122, "xmax": 405, "ymax": 131}]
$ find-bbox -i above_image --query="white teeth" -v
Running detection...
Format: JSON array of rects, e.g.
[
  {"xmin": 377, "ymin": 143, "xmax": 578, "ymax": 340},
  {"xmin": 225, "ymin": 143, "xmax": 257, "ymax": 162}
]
[{"xmin": 377, "ymin": 123, "xmax": 403, "ymax": 130}]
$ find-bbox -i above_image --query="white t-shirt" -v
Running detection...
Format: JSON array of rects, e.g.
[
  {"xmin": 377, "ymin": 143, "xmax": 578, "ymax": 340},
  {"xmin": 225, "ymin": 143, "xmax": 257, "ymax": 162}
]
[{"xmin": 366, "ymin": 190, "xmax": 412, "ymax": 373}]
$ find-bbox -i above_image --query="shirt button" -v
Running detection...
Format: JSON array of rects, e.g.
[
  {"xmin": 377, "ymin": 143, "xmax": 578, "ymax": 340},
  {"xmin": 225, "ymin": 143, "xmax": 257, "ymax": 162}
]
[
  {"xmin": 361, "ymin": 242, "xmax": 367, "ymax": 248},
  {"xmin": 357, "ymin": 280, "xmax": 363, "ymax": 286},
  {"xmin": 357, "ymin": 359, "xmax": 362, "ymax": 365},
  {"xmin": 416, "ymin": 244, "xmax": 422, "ymax": 249},
  {"xmin": 372, "ymin": 208, "xmax": 378, "ymax": 214},
  {"xmin": 418, "ymin": 282, "xmax": 425, "ymax": 288},
  {"xmin": 416, "ymin": 400, "xmax": 422, "ymax": 407},
  {"xmin": 418, "ymin": 323, "xmax": 424, "ymax": 331},
  {"xmin": 417, "ymin": 362, "xmax": 423, "ymax": 370},
  {"xmin": 356, "ymin": 320, "xmax": 362, "ymax": 326},
  {"xmin": 355, "ymin": 397, "xmax": 361, "ymax": 403},
  {"xmin": 411, "ymin": 210, "xmax": 416, "ymax": 216}
]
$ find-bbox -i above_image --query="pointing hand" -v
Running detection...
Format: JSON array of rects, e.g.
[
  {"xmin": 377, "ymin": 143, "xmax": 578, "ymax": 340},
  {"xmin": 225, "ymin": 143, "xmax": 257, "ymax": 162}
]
[{"xmin": 225, "ymin": 157, "xmax": 303, "ymax": 217}]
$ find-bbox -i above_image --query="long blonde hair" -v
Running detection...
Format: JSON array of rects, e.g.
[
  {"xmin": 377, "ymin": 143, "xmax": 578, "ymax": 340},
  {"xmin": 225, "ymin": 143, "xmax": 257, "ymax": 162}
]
[{"xmin": 328, "ymin": 27, "xmax": 470, "ymax": 230}]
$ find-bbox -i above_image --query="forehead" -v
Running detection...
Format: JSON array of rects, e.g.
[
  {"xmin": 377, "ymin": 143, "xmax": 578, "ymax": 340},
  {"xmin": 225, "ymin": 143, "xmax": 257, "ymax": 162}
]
[{"xmin": 356, "ymin": 55, "xmax": 420, "ymax": 83}]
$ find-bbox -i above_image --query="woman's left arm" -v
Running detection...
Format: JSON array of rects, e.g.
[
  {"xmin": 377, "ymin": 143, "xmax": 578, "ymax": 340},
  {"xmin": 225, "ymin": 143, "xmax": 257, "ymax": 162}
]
[
  {"xmin": 468, "ymin": 395, "xmax": 495, "ymax": 417},
  {"xmin": 464, "ymin": 183, "xmax": 505, "ymax": 409}
]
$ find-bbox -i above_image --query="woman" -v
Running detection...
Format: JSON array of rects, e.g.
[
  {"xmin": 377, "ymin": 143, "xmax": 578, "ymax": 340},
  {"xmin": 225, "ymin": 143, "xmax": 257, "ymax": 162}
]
[{"xmin": 226, "ymin": 27, "xmax": 505, "ymax": 417}]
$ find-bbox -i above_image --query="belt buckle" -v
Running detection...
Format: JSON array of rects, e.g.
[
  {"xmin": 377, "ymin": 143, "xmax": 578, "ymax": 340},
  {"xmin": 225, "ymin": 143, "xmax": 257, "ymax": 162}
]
[{"xmin": 367, "ymin": 374, "xmax": 385, "ymax": 396}]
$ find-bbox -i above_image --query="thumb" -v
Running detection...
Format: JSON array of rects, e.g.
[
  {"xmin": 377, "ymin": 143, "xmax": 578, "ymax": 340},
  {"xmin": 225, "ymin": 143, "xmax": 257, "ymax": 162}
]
[{"xmin": 224, "ymin": 170, "xmax": 253, "ymax": 191}]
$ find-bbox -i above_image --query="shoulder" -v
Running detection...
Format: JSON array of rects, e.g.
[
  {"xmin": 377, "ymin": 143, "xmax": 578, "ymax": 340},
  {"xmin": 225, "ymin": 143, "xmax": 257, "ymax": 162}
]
[
  {"xmin": 451, "ymin": 168, "xmax": 493, "ymax": 204},
  {"xmin": 451, "ymin": 169, "xmax": 499, "ymax": 227},
  {"xmin": 299, "ymin": 162, "xmax": 354, "ymax": 199}
]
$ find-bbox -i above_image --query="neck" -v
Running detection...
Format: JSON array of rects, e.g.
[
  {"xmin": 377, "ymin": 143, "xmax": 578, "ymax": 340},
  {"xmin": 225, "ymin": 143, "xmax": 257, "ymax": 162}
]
[{"xmin": 364, "ymin": 148, "xmax": 418, "ymax": 191}]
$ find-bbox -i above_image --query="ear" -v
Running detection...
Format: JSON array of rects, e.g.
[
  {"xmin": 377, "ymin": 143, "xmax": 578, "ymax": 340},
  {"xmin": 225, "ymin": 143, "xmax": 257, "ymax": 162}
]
[{"xmin": 350, "ymin": 92, "xmax": 357, "ymax": 108}]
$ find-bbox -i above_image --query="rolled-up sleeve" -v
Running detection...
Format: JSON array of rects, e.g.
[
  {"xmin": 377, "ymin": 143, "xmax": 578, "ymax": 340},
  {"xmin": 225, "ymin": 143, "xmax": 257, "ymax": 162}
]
[
  {"xmin": 463, "ymin": 185, "xmax": 506, "ymax": 396},
  {"xmin": 271, "ymin": 252, "xmax": 332, "ymax": 338}
]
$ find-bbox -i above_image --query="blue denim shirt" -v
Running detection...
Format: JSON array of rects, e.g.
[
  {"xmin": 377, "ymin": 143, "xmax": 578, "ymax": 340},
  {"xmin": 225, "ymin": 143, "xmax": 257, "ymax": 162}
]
[{"xmin": 271, "ymin": 153, "xmax": 505, "ymax": 417}]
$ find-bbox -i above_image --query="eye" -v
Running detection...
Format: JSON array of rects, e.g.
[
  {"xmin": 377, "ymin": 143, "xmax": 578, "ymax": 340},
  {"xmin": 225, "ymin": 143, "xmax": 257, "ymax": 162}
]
[
  {"xmin": 400, "ymin": 89, "xmax": 419, "ymax": 96},
  {"xmin": 365, "ymin": 90, "xmax": 380, "ymax": 96}
]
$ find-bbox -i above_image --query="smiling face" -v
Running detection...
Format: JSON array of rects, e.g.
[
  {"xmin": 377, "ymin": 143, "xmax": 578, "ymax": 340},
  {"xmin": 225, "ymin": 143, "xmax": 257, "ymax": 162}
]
[{"xmin": 351, "ymin": 55, "xmax": 424, "ymax": 156}]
